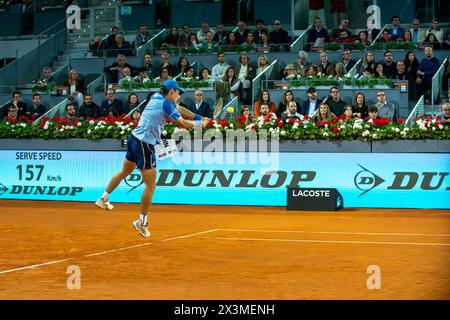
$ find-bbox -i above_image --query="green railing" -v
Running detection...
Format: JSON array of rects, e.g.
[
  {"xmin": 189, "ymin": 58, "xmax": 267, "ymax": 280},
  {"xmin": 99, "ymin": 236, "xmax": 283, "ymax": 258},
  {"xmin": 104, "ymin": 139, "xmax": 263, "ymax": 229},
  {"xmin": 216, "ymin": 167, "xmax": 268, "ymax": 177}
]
[
  {"xmin": 125, "ymin": 99, "xmax": 147, "ymax": 118},
  {"xmin": 346, "ymin": 58, "xmax": 362, "ymax": 79},
  {"xmin": 33, "ymin": 98, "xmax": 68, "ymax": 125},
  {"xmin": 431, "ymin": 57, "xmax": 448, "ymax": 104},
  {"xmin": 370, "ymin": 24, "xmax": 388, "ymax": 45},
  {"xmin": 290, "ymin": 24, "xmax": 313, "ymax": 52},
  {"xmin": 136, "ymin": 29, "xmax": 167, "ymax": 57},
  {"xmin": 406, "ymin": 95, "xmax": 424, "ymax": 126},
  {"xmin": 87, "ymin": 74, "xmax": 106, "ymax": 93}
]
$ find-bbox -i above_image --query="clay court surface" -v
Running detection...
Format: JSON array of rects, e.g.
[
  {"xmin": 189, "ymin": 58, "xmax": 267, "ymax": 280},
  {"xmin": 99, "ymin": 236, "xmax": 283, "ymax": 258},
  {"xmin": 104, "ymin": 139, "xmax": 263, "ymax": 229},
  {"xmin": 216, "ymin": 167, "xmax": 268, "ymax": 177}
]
[{"xmin": 0, "ymin": 200, "xmax": 449, "ymax": 300}]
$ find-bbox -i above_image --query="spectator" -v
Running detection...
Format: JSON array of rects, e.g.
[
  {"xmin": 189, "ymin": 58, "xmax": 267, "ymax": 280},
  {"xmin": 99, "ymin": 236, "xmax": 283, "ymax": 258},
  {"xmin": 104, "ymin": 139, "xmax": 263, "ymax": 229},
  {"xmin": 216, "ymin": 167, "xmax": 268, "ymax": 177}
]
[
  {"xmin": 162, "ymin": 27, "xmax": 179, "ymax": 48},
  {"xmin": 335, "ymin": 30, "xmax": 354, "ymax": 43},
  {"xmin": 257, "ymin": 103, "xmax": 276, "ymax": 121},
  {"xmin": 333, "ymin": 62, "xmax": 346, "ymax": 80},
  {"xmin": 382, "ymin": 51, "xmax": 397, "ymax": 79},
  {"xmin": 213, "ymin": 23, "xmax": 228, "ymax": 45},
  {"xmin": 308, "ymin": 65, "xmax": 319, "ymax": 77},
  {"xmin": 245, "ymin": 32, "xmax": 257, "ymax": 48},
  {"xmin": 331, "ymin": 19, "xmax": 351, "ymax": 41},
  {"xmin": 125, "ymin": 93, "xmax": 139, "ymax": 115},
  {"xmin": 352, "ymin": 92, "xmax": 368, "ymax": 119},
  {"xmin": 64, "ymin": 69, "xmax": 85, "ymax": 107},
  {"xmin": 200, "ymin": 68, "xmax": 212, "ymax": 81},
  {"xmin": 437, "ymin": 102, "xmax": 450, "ymax": 124},
  {"xmin": 235, "ymin": 21, "xmax": 250, "ymax": 44},
  {"xmin": 410, "ymin": 19, "xmax": 426, "ymax": 45},
  {"xmin": 134, "ymin": 67, "xmax": 150, "ymax": 83},
  {"xmin": 308, "ymin": 17, "xmax": 328, "ymax": 46},
  {"xmin": 254, "ymin": 89, "xmax": 276, "ymax": 117},
  {"xmin": 197, "ymin": 22, "xmax": 214, "ymax": 43},
  {"xmin": 142, "ymin": 53, "xmax": 157, "ymax": 78},
  {"xmin": 78, "ymin": 94, "xmax": 100, "ymax": 119},
  {"xmin": 380, "ymin": 30, "xmax": 393, "ymax": 42},
  {"xmin": 395, "ymin": 60, "xmax": 408, "ymax": 80},
  {"xmin": 105, "ymin": 107, "xmax": 119, "ymax": 118},
  {"xmin": 341, "ymin": 105, "xmax": 353, "ymax": 120},
  {"xmin": 100, "ymin": 89, "xmax": 124, "ymax": 116},
  {"xmin": 189, "ymin": 34, "xmax": 199, "ymax": 49},
  {"xmin": 404, "ymin": 51, "xmax": 420, "ymax": 81},
  {"xmin": 183, "ymin": 66, "xmax": 195, "ymax": 80},
  {"xmin": 364, "ymin": 25, "xmax": 380, "ymax": 43},
  {"xmin": 358, "ymin": 67, "xmax": 374, "ymax": 80},
  {"xmin": 314, "ymin": 103, "xmax": 335, "ymax": 121},
  {"xmin": 4, "ymin": 105, "xmax": 18, "ymax": 122},
  {"xmin": 109, "ymin": 34, "xmax": 133, "ymax": 56},
  {"xmin": 426, "ymin": 19, "xmax": 443, "ymax": 42},
  {"xmin": 269, "ymin": 20, "xmax": 290, "ymax": 52},
  {"xmin": 356, "ymin": 31, "xmax": 371, "ymax": 45},
  {"xmin": 118, "ymin": 67, "xmax": 132, "ymax": 86},
  {"xmin": 236, "ymin": 54, "xmax": 256, "ymax": 104},
  {"xmin": 281, "ymin": 101, "xmax": 302, "ymax": 121},
  {"xmin": 282, "ymin": 64, "xmax": 298, "ymax": 81},
  {"xmin": 256, "ymin": 55, "xmax": 270, "ymax": 76},
  {"xmin": 292, "ymin": 51, "xmax": 311, "ymax": 78},
  {"xmin": 402, "ymin": 30, "xmax": 413, "ymax": 44},
  {"xmin": 103, "ymin": 54, "xmax": 137, "ymax": 83},
  {"xmin": 259, "ymin": 33, "xmax": 271, "ymax": 52},
  {"xmin": 277, "ymin": 90, "xmax": 299, "ymax": 117},
  {"xmin": 341, "ymin": 49, "xmax": 356, "ymax": 72},
  {"xmin": 240, "ymin": 106, "xmax": 252, "ymax": 125},
  {"xmin": 226, "ymin": 32, "xmax": 238, "ymax": 46},
  {"xmin": 388, "ymin": 16, "xmax": 404, "ymax": 41},
  {"xmin": 64, "ymin": 102, "xmax": 77, "ymax": 122},
  {"xmin": 154, "ymin": 67, "xmax": 172, "ymax": 83},
  {"xmin": 367, "ymin": 105, "xmax": 378, "ymax": 120},
  {"xmin": 176, "ymin": 57, "xmax": 190, "ymax": 76},
  {"xmin": 27, "ymin": 93, "xmax": 46, "ymax": 119},
  {"xmin": 223, "ymin": 67, "xmax": 241, "ymax": 100},
  {"xmin": 7, "ymin": 91, "xmax": 27, "ymax": 117},
  {"xmin": 375, "ymin": 91, "xmax": 396, "ymax": 121},
  {"xmin": 90, "ymin": 36, "xmax": 106, "ymax": 52},
  {"xmin": 132, "ymin": 110, "xmax": 141, "ymax": 122},
  {"xmin": 374, "ymin": 63, "xmax": 385, "ymax": 78},
  {"xmin": 157, "ymin": 53, "xmax": 177, "ymax": 77},
  {"xmin": 308, "ymin": 0, "xmax": 326, "ymax": 28},
  {"xmin": 105, "ymin": 26, "xmax": 119, "ymax": 48},
  {"xmin": 326, "ymin": 86, "xmax": 347, "ymax": 116},
  {"xmin": 416, "ymin": 46, "xmax": 440, "ymax": 102},
  {"xmin": 188, "ymin": 89, "xmax": 212, "ymax": 117},
  {"xmin": 301, "ymin": 87, "xmax": 322, "ymax": 117},
  {"xmin": 211, "ymin": 52, "xmax": 230, "ymax": 81},
  {"xmin": 200, "ymin": 31, "xmax": 217, "ymax": 52},
  {"xmin": 134, "ymin": 24, "xmax": 151, "ymax": 48},
  {"xmin": 253, "ymin": 19, "xmax": 269, "ymax": 45},
  {"xmin": 359, "ymin": 51, "xmax": 376, "ymax": 75},
  {"xmin": 424, "ymin": 33, "xmax": 442, "ymax": 50},
  {"xmin": 178, "ymin": 24, "xmax": 195, "ymax": 48},
  {"xmin": 35, "ymin": 67, "xmax": 54, "ymax": 89},
  {"xmin": 318, "ymin": 51, "xmax": 334, "ymax": 76}
]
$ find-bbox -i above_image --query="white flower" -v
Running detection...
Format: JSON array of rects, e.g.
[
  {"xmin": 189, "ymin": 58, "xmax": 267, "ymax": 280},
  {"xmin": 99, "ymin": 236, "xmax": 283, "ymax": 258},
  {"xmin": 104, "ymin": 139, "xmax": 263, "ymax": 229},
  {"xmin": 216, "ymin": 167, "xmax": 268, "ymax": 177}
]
[
  {"xmin": 77, "ymin": 122, "xmax": 82, "ymax": 126},
  {"xmin": 89, "ymin": 120, "xmax": 95, "ymax": 125},
  {"xmin": 340, "ymin": 125, "xmax": 345, "ymax": 130},
  {"xmin": 372, "ymin": 134, "xmax": 378, "ymax": 139},
  {"xmin": 44, "ymin": 125, "xmax": 49, "ymax": 130},
  {"xmin": 322, "ymin": 132, "xmax": 329, "ymax": 137},
  {"xmin": 94, "ymin": 126, "xmax": 99, "ymax": 130},
  {"xmin": 229, "ymin": 123, "xmax": 234, "ymax": 128},
  {"xmin": 162, "ymin": 130, "xmax": 167, "ymax": 135},
  {"xmin": 20, "ymin": 123, "xmax": 27, "ymax": 127},
  {"xmin": 120, "ymin": 131, "xmax": 125, "ymax": 135},
  {"xmin": 353, "ymin": 123, "xmax": 362, "ymax": 130},
  {"xmin": 324, "ymin": 124, "xmax": 328, "ymax": 128},
  {"xmin": 432, "ymin": 127, "xmax": 436, "ymax": 131},
  {"xmin": 143, "ymin": 77, "xmax": 151, "ymax": 83},
  {"xmin": 439, "ymin": 125, "xmax": 443, "ymax": 129},
  {"xmin": 5, "ymin": 122, "xmax": 9, "ymax": 125},
  {"xmin": 87, "ymin": 129, "xmax": 91, "ymax": 134},
  {"xmin": 394, "ymin": 128, "xmax": 400, "ymax": 133},
  {"xmin": 60, "ymin": 128, "xmax": 64, "ymax": 132},
  {"xmin": 403, "ymin": 127, "xmax": 409, "ymax": 132},
  {"xmin": 101, "ymin": 125, "xmax": 105, "ymax": 129},
  {"xmin": 362, "ymin": 130, "xmax": 370, "ymax": 137},
  {"xmin": 107, "ymin": 126, "xmax": 113, "ymax": 130},
  {"xmin": 303, "ymin": 125, "xmax": 307, "ymax": 129},
  {"xmin": 281, "ymin": 130, "xmax": 286, "ymax": 136},
  {"xmin": 367, "ymin": 119, "xmax": 373, "ymax": 124}
]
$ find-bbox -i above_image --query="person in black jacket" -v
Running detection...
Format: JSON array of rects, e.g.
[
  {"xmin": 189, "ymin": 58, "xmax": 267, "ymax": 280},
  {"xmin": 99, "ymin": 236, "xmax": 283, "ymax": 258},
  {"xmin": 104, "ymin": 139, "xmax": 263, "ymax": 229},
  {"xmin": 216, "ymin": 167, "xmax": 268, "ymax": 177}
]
[
  {"xmin": 326, "ymin": 86, "xmax": 347, "ymax": 116},
  {"xmin": 6, "ymin": 91, "xmax": 28, "ymax": 118},
  {"xmin": 103, "ymin": 54, "xmax": 137, "ymax": 83},
  {"xmin": 269, "ymin": 20, "xmax": 290, "ymax": 52},
  {"xmin": 188, "ymin": 89, "xmax": 212, "ymax": 117},
  {"xmin": 27, "ymin": 93, "xmax": 46, "ymax": 119},
  {"xmin": 104, "ymin": 26, "xmax": 119, "ymax": 48},
  {"xmin": 100, "ymin": 89, "xmax": 124, "ymax": 116},
  {"xmin": 78, "ymin": 94, "xmax": 100, "ymax": 119}
]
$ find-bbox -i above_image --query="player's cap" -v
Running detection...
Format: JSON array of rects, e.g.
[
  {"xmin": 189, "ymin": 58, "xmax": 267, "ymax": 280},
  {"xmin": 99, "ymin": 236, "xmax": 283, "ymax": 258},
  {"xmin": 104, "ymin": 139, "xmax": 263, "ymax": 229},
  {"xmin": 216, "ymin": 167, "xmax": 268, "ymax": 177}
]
[{"xmin": 162, "ymin": 79, "xmax": 185, "ymax": 94}]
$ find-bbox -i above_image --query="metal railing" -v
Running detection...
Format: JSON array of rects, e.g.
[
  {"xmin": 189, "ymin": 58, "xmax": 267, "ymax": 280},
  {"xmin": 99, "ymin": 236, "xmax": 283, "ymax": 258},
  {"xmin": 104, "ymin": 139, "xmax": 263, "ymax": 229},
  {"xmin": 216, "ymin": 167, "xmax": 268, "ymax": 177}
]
[
  {"xmin": 215, "ymin": 96, "xmax": 239, "ymax": 120},
  {"xmin": 33, "ymin": 98, "xmax": 68, "ymax": 125},
  {"xmin": 431, "ymin": 57, "xmax": 448, "ymax": 104},
  {"xmin": 174, "ymin": 62, "xmax": 197, "ymax": 80},
  {"xmin": 346, "ymin": 58, "xmax": 362, "ymax": 79},
  {"xmin": 370, "ymin": 24, "xmax": 388, "ymax": 45},
  {"xmin": 290, "ymin": 24, "xmax": 313, "ymax": 52},
  {"xmin": 251, "ymin": 59, "xmax": 278, "ymax": 109},
  {"xmin": 125, "ymin": 99, "xmax": 147, "ymax": 118},
  {"xmin": 87, "ymin": 74, "xmax": 106, "ymax": 93},
  {"xmin": 136, "ymin": 29, "xmax": 167, "ymax": 57},
  {"xmin": 406, "ymin": 95, "xmax": 424, "ymax": 126}
]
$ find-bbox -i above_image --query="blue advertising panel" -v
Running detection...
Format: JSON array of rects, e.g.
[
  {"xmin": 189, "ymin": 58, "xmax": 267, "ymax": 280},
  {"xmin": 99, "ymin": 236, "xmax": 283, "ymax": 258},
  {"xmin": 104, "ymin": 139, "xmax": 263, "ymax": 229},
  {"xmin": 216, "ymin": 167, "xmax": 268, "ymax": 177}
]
[{"xmin": 0, "ymin": 150, "xmax": 449, "ymax": 209}]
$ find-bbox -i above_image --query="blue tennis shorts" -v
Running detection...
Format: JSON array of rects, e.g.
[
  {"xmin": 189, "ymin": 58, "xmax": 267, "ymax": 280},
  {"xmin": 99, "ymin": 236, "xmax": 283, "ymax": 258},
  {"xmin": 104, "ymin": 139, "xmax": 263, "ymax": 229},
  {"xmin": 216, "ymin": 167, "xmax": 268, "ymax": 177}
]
[{"xmin": 126, "ymin": 134, "xmax": 156, "ymax": 170}]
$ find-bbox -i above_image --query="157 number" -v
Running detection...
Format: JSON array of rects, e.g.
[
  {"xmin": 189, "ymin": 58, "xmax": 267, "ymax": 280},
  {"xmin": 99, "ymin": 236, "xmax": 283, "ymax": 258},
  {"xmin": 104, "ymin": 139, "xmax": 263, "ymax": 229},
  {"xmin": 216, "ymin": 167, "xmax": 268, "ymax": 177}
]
[{"xmin": 17, "ymin": 165, "xmax": 44, "ymax": 181}]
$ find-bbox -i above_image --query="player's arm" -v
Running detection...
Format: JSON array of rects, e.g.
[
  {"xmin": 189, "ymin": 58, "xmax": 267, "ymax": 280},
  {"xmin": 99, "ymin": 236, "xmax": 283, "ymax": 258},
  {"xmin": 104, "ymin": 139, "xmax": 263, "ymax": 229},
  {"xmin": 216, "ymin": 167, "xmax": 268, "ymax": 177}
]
[
  {"xmin": 164, "ymin": 100, "xmax": 207, "ymax": 129},
  {"xmin": 176, "ymin": 104, "xmax": 208, "ymax": 121}
]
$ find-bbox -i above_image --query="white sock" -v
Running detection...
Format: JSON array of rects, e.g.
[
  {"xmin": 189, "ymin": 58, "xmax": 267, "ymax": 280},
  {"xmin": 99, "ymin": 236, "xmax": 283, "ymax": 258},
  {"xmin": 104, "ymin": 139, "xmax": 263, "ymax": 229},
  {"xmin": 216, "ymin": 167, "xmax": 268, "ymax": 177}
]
[
  {"xmin": 101, "ymin": 191, "xmax": 110, "ymax": 201},
  {"xmin": 140, "ymin": 213, "xmax": 148, "ymax": 226}
]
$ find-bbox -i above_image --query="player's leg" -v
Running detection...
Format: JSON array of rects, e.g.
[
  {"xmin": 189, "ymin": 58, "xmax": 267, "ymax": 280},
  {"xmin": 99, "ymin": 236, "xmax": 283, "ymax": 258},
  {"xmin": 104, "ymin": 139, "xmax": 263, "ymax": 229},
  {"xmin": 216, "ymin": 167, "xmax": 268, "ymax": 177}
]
[{"xmin": 132, "ymin": 168, "xmax": 156, "ymax": 238}]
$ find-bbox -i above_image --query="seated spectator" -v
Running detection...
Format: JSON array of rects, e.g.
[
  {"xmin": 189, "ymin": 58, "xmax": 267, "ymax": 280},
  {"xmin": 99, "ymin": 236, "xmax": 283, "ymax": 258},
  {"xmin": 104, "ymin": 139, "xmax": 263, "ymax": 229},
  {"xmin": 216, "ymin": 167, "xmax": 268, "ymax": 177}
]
[
  {"xmin": 223, "ymin": 67, "xmax": 241, "ymax": 100},
  {"xmin": 7, "ymin": 91, "xmax": 28, "ymax": 117},
  {"xmin": 162, "ymin": 27, "xmax": 179, "ymax": 48},
  {"xmin": 90, "ymin": 36, "xmax": 106, "ymax": 51},
  {"xmin": 426, "ymin": 19, "xmax": 443, "ymax": 42},
  {"xmin": 326, "ymin": 86, "xmax": 347, "ymax": 116},
  {"xmin": 395, "ymin": 60, "xmax": 409, "ymax": 80},
  {"xmin": 200, "ymin": 67, "xmax": 212, "ymax": 81},
  {"xmin": 437, "ymin": 102, "xmax": 450, "ymax": 124},
  {"xmin": 314, "ymin": 103, "xmax": 336, "ymax": 121},
  {"xmin": 125, "ymin": 93, "xmax": 139, "ymax": 115},
  {"xmin": 375, "ymin": 91, "xmax": 396, "ymax": 121},
  {"xmin": 318, "ymin": 51, "xmax": 334, "ymax": 76},
  {"xmin": 235, "ymin": 21, "xmax": 250, "ymax": 44},
  {"xmin": 211, "ymin": 52, "xmax": 230, "ymax": 80},
  {"xmin": 388, "ymin": 16, "xmax": 404, "ymax": 41},
  {"xmin": 240, "ymin": 106, "xmax": 252, "ymax": 125},
  {"xmin": 254, "ymin": 89, "xmax": 276, "ymax": 117},
  {"xmin": 103, "ymin": 54, "xmax": 137, "ymax": 83},
  {"xmin": 277, "ymin": 90, "xmax": 299, "ymax": 117},
  {"xmin": 259, "ymin": 33, "xmax": 270, "ymax": 52},
  {"xmin": 281, "ymin": 101, "xmax": 302, "ymax": 121},
  {"xmin": 358, "ymin": 67, "xmax": 374, "ymax": 80},
  {"xmin": 257, "ymin": 103, "xmax": 276, "ymax": 121},
  {"xmin": 132, "ymin": 110, "xmax": 141, "ymax": 122},
  {"xmin": 416, "ymin": 46, "xmax": 440, "ymax": 102},
  {"xmin": 291, "ymin": 51, "xmax": 311, "ymax": 78},
  {"xmin": 4, "ymin": 105, "xmax": 18, "ymax": 122},
  {"xmin": 253, "ymin": 19, "xmax": 269, "ymax": 45},
  {"xmin": 78, "ymin": 94, "xmax": 100, "ymax": 119},
  {"xmin": 134, "ymin": 24, "xmax": 151, "ymax": 48},
  {"xmin": 226, "ymin": 32, "xmax": 238, "ymax": 46},
  {"xmin": 269, "ymin": 20, "xmax": 290, "ymax": 52},
  {"xmin": 100, "ymin": 89, "xmax": 124, "ymax": 116},
  {"xmin": 245, "ymin": 32, "xmax": 257, "ymax": 49},
  {"xmin": 379, "ymin": 30, "xmax": 393, "ymax": 42},
  {"xmin": 410, "ymin": 19, "xmax": 426, "ymax": 45},
  {"xmin": 133, "ymin": 67, "xmax": 150, "ymax": 83},
  {"xmin": 176, "ymin": 57, "xmax": 190, "ymax": 76},
  {"xmin": 197, "ymin": 22, "xmax": 214, "ymax": 43},
  {"xmin": 331, "ymin": 19, "xmax": 352, "ymax": 41},
  {"xmin": 154, "ymin": 67, "xmax": 172, "ymax": 83},
  {"xmin": 35, "ymin": 67, "xmax": 54, "ymax": 89},
  {"xmin": 374, "ymin": 63, "xmax": 385, "ymax": 78},
  {"xmin": 105, "ymin": 107, "xmax": 119, "ymax": 118},
  {"xmin": 356, "ymin": 31, "xmax": 371, "ymax": 45},
  {"xmin": 424, "ymin": 33, "xmax": 442, "ymax": 50},
  {"xmin": 110, "ymin": 34, "xmax": 133, "ymax": 56},
  {"xmin": 341, "ymin": 48, "xmax": 356, "ymax": 72},
  {"xmin": 352, "ymin": 92, "xmax": 368, "ymax": 119},
  {"xmin": 367, "ymin": 105, "xmax": 378, "ymax": 120},
  {"xmin": 178, "ymin": 24, "xmax": 195, "ymax": 48},
  {"xmin": 64, "ymin": 69, "xmax": 85, "ymax": 107},
  {"xmin": 382, "ymin": 51, "xmax": 397, "ymax": 79},
  {"xmin": 64, "ymin": 102, "xmax": 77, "ymax": 122},
  {"xmin": 212, "ymin": 23, "xmax": 228, "ymax": 45},
  {"xmin": 402, "ymin": 30, "xmax": 413, "ymax": 44},
  {"xmin": 308, "ymin": 17, "xmax": 328, "ymax": 45},
  {"xmin": 256, "ymin": 55, "xmax": 270, "ymax": 76},
  {"xmin": 301, "ymin": 87, "xmax": 322, "ymax": 117},
  {"xmin": 118, "ymin": 67, "xmax": 132, "ymax": 86},
  {"xmin": 200, "ymin": 31, "xmax": 217, "ymax": 52},
  {"xmin": 359, "ymin": 51, "xmax": 376, "ymax": 75},
  {"xmin": 333, "ymin": 62, "xmax": 346, "ymax": 80},
  {"xmin": 335, "ymin": 30, "xmax": 354, "ymax": 43},
  {"xmin": 282, "ymin": 64, "xmax": 298, "ymax": 81},
  {"xmin": 189, "ymin": 34, "xmax": 200, "ymax": 49},
  {"xmin": 308, "ymin": 64, "xmax": 319, "ymax": 77},
  {"xmin": 104, "ymin": 26, "xmax": 119, "ymax": 48},
  {"xmin": 341, "ymin": 105, "xmax": 353, "ymax": 120},
  {"xmin": 404, "ymin": 51, "xmax": 419, "ymax": 81},
  {"xmin": 188, "ymin": 89, "xmax": 212, "ymax": 117},
  {"xmin": 182, "ymin": 66, "xmax": 195, "ymax": 80},
  {"xmin": 27, "ymin": 93, "xmax": 46, "ymax": 119},
  {"xmin": 157, "ymin": 53, "xmax": 177, "ymax": 77},
  {"xmin": 236, "ymin": 54, "xmax": 255, "ymax": 104},
  {"xmin": 142, "ymin": 53, "xmax": 157, "ymax": 78},
  {"xmin": 364, "ymin": 25, "xmax": 380, "ymax": 43}
]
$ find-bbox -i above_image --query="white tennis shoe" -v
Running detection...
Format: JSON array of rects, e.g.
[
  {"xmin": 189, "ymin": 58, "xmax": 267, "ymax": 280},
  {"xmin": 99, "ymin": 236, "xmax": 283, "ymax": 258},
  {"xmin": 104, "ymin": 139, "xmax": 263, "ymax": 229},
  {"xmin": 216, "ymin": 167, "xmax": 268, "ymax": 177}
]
[
  {"xmin": 133, "ymin": 219, "xmax": 151, "ymax": 238},
  {"xmin": 95, "ymin": 198, "xmax": 114, "ymax": 210}
]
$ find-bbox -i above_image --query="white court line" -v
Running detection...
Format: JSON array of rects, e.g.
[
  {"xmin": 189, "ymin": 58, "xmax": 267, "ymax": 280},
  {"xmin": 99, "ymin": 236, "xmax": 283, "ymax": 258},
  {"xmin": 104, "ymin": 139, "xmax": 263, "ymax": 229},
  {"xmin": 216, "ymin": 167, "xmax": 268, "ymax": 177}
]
[
  {"xmin": 161, "ymin": 229, "xmax": 219, "ymax": 242},
  {"xmin": 201, "ymin": 236, "xmax": 450, "ymax": 247},
  {"xmin": 0, "ymin": 258, "xmax": 73, "ymax": 275},
  {"xmin": 217, "ymin": 229, "xmax": 450, "ymax": 237}
]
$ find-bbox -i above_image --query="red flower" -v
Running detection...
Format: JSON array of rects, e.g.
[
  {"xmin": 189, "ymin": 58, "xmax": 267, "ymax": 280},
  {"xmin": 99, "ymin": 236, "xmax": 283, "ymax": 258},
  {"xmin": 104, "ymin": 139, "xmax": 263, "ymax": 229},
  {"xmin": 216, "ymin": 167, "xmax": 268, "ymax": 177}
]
[
  {"xmin": 39, "ymin": 121, "xmax": 46, "ymax": 129},
  {"xmin": 207, "ymin": 120, "xmax": 214, "ymax": 128},
  {"xmin": 323, "ymin": 120, "xmax": 330, "ymax": 127},
  {"xmin": 53, "ymin": 115, "xmax": 60, "ymax": 122},
  {"xmin": 397, "ymin": 118, "xmax": 404, "ymax": 124},
  {"xmin": 316, "ymin": 121, "xmax": 322, "ymax": 126},
  {"xmin": 57, "ymin": 124, "xmax": 63, "ymax": 129},
  {"xmin": 123, "ymin": 117, "xmax": 134, "ymax": 125},
  {"xmin": 237, "ymin": 124, "xmax": 243, "ymax": 129},
  {"xmin": 277, "ymin": 121, "xmax": 284, "ymax": 128},
  {"xmin": 288, "ymin": 118, "xmax": 294, "ymax": 123},
  {"xmin": 419, "ymin": 115, "xmax": 424, "ymax": 119},
  {"xmin": 133, "ymin": 122, "xmax": 138, "ymax": 128},
  {"xmin": 166, "ymin": 118, "xmax": 173, "ymax": 124},
  {"xmin": 331, "ymin": 117, "xmax": 338, "ymax": 124},
  {"xmin": 364, "ymin": 116, "xmax": 370, "ymax": 121},
  {"xmin": 436, "ymin": 115, "xmax": 442, "ymax": 120},
  {"xmin": 339, "ymin": 114, "xmax": 346, "ymax": 121},
  {"xmin": 333, "ymin": 127, "xmax": 340, "ymax": 134},
  {"xmin": 86, "ymin": 117, "xmax": 95, "ymax": 122},
  {"xmin": 41, "ymin": 116, "xmax": 50, "ymax": 122}
]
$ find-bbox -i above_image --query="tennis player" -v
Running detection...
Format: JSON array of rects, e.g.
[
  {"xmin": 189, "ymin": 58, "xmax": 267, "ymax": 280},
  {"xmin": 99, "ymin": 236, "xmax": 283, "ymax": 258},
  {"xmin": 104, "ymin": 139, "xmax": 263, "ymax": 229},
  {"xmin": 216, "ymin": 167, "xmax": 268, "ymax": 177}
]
[{"xmin": 95, "ymin": 80, "xmax": 208, "ymax": 237}]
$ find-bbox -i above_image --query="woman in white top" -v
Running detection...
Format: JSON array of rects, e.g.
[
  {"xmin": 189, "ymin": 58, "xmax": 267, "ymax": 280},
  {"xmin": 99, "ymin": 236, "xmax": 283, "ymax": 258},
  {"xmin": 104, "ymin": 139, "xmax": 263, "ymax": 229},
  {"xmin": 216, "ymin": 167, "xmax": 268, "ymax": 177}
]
[
  {"xmin": 256, "ymin": 55, "xmax": 270, "ymax": 76},
  {"xmin": 64, "ymin": 69, "xmax": 85, "ymax": 107}
]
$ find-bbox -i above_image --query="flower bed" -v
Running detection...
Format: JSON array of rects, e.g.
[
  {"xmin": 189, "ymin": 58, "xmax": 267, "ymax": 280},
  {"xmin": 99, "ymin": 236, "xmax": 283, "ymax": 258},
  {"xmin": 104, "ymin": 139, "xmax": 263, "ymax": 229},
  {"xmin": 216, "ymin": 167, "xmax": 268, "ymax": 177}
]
[{"xmin": 2, "ymin": 114, "xmax": 447, "ymax": 141}]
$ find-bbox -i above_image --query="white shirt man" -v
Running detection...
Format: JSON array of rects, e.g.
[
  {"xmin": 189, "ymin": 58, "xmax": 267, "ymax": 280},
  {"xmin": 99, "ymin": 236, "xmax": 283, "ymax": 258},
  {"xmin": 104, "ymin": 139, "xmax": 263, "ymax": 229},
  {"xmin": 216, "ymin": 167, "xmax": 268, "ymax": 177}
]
[{"xmin": 211, "ymin": 52, "xmax": 229, "ymax": 80}]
